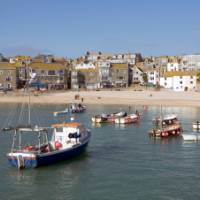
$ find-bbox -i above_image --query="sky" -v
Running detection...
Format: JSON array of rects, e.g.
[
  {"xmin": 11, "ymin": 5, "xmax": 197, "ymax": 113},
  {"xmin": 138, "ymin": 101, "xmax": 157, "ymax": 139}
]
[{"xmin": 0, "ymin": 0, "xmax": 200, "ymax": 58}]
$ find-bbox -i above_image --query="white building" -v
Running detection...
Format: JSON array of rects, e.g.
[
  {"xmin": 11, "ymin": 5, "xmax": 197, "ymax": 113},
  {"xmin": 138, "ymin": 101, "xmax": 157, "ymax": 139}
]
[
  {"xmin": 181, "ymin": 54, "xmax": 200, "ymax": 70},
  {"xmin": 160, "ymin": 71, "xmax": 197, "ymax": 91},
  {"xmin": 86, "ymin": 52, "xmax": 112, "ymax": 62},
  {"xmin": 147, "ymin": 70, "xmax": 159, "ymax": 85},
  {"xmin": 132, "ymin": 66, "xmax": 144, "ymax": 85},
  {"xmin": 75, "ymin": 62, "xmax": 96, "ymax": 70},
  {"xmin": 96, "ymin": 61, "xmax": 112, "ymax": 87},
  {"xmin": 167, "ymin": 62, "xmax": 180, "ymax": 71},
  {"xmin": 112, "ymin": 53, "xmax": 137, "ymax": 65}
]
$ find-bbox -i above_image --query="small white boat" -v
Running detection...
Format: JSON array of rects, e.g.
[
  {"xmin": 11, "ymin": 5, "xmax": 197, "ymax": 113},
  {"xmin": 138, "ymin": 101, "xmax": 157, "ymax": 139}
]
[
  {"xmin": 69, "ymin": 103, "xmax": 86, "ymax": 113},
  {"xmin": 192, "ymin": 121, "xmax": 200, "ymax": 130},
  {"xmin": 182, "ymin": 133, "xmax": 200, "ymax": 141},
  {"xmin": 53, "ymin": 108, "xmax": 69, "ymax": 116}
]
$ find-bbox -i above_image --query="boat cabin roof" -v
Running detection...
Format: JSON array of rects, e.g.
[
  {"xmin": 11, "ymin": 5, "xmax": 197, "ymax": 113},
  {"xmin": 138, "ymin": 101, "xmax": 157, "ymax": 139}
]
[
  {"xmin": 17, "ymin": 126, "xmax": 48, "ymax": 133},
  {"xmin": 52, "ymin": 122, "xmax": 82, "ymax": 128},
  {"xmin": 163, "ymin": 114, "xmax": 177, "ymax": 121}
]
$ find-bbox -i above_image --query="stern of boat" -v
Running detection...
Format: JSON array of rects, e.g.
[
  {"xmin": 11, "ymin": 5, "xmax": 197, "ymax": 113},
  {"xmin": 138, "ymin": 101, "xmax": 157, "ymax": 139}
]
[{"xmin": 7, "ymin": 152, "xmax": 37, "ymax": 169}]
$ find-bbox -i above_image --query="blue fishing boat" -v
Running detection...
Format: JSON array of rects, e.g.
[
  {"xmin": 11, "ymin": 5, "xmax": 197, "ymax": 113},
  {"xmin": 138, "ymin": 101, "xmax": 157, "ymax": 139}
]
[
  {"xmin": 7, "ymin": 122, "xmax": 91, "ymax": 169},
  {"xmin": 4, "ymin": 68, "xmax": 91, "ymax": 169}
]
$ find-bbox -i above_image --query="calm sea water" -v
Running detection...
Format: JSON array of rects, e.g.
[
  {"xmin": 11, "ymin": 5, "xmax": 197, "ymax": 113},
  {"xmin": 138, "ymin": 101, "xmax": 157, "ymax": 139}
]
[{"xmin": 0, "ymin": 104, "xmax": 200, "ymax": 200}]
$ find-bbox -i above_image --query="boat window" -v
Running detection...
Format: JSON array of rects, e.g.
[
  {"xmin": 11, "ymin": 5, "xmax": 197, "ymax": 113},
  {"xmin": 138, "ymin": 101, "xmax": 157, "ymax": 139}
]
[{"xmin": 56, "ymin": 127, "xmax": 63, "ymax": 132}]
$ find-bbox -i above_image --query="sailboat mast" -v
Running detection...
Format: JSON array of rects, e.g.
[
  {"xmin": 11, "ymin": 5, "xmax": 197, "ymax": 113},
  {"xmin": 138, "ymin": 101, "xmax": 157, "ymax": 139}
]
[
  {"xmin": 26, "ymin": 66, "xmax": 31, "ymax": 125},
  {"xmin": 160, "ymin": 105, "xmax": 163, "ymax": 129},
  {"xmin": 28, "ymin": 87, "xmax": 31, "ymax": 125}
]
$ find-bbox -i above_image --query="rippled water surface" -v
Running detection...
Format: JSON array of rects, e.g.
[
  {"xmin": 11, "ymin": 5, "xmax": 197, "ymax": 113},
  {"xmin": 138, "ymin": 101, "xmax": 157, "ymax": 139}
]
[{"xmin": 0, "ymin": 104, "xmax": 200, "ymax": 200}]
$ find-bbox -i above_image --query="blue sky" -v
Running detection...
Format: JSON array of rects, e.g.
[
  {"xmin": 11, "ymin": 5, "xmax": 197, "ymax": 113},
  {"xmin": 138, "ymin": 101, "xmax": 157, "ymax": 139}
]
[{"xmin": 0, "ymin": 0, "xmax": 200, "ymax": 57}]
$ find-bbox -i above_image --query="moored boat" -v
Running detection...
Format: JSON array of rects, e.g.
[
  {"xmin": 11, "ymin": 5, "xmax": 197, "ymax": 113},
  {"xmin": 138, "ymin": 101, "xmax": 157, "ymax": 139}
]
[
  {"xmin": 69, "ymin": 103, "xmax": 86, "ymax": 113},
  {"xmin": 91, "ymin": 111, "xmax": 127, "ymax": 123},
  {"xmin": 91, "ymin": 114, "xmax": 109, "ymax": 123},
  {"xmin": 53, "ymin": 108, "xmax": 69, "ymax": 116},
  {"xmin": 192, "ymin": 121, "xmax": 200, "ymax": 130},
  {"xmin": 115, "ymin": 113, "xmax": 139, "ymax": 124},
  {"xmin": 149, "ymin": 114, "xmax": 182, "ymax": 138},
  {"xmin": 182, "ymin": 132, "xmax": 200, "ymax": 141},
  {"xmin": 7, "ymin": 122, "xmax": 91, "ymax": 169}
]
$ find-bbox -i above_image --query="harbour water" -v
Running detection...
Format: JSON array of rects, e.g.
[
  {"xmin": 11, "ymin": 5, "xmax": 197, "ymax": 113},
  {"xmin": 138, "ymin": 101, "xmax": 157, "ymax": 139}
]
[{"xmin": 1, "ymin": 104, "xmax": 200, "ymax": 200}]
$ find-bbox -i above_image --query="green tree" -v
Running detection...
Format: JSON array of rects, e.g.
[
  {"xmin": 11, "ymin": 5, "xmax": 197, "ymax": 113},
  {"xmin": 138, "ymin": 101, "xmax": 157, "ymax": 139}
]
[{"xmin": 142, "ymin": 73, "xmax": 148, "ymax": 84}]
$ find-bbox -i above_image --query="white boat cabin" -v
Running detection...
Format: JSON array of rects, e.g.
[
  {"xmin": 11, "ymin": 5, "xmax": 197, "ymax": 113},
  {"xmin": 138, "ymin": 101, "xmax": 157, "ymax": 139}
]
[{"xmin": 51, "ymin": 122, "xmax": 86, "ymax": 150}]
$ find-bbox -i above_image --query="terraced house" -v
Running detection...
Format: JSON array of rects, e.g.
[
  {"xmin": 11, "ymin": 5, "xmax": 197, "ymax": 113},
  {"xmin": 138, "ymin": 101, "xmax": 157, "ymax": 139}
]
[
  {"xmin": 29, "ymin": 62, "xmax": 68, "ymax": 90},
  {"xmin": 0, "ymin": 62, "xmax": 17, "ymax": 90},
  {"xmin": 160, "ymin": 71, "xmax": 197, "ymax": 91},
  {"xmin": 71, "ymin": 68, "xmax": 100, "ymax": 90},
  {"xmin": 110, "ymin": 63, "xmax": 129, "ymax": 87}
]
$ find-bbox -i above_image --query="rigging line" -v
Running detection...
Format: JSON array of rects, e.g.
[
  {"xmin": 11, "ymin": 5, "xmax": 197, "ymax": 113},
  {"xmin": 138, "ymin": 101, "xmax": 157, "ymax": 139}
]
[
  {"xmin": 18, "ymin": 88, "xmax": 28, "ymax": 125},
  {"xmin": 2, "ymin": 104, "xmax": 18, "ymax": 129},
  {"xmin": 32, "ymin": 105, "xmax": 41, "ymax": 127}
]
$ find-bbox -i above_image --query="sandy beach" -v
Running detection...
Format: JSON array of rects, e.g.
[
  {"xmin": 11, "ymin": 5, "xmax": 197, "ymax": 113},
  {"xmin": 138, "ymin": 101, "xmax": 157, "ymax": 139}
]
[{"xmin": 0, "ymin": 90, "xmax": 200, "ymax": 107}]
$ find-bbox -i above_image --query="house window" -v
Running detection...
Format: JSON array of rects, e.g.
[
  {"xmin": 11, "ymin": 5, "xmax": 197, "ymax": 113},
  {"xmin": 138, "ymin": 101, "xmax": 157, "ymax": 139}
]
[
  {"xmin": 59, "ymin": 70, "xmax": 64, "ymax": 74},
  {"xmin": 5, "ymin": 77, "xmax": 11, "ymax": 81},
  {"xmin": 48, "ymin": 70, "xmax": 55, "ymax": 75},
  {"xmin": 7, "ymin": 83, "xmax": 12, "ymax": 89}
]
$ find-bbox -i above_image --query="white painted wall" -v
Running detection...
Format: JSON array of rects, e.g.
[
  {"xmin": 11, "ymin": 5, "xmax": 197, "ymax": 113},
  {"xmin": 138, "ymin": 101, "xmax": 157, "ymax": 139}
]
[
  {"xmin": 147, "ymin": 71, "xmax": 159, "ymax": 85},
  {"xmin": 160, "ymin": 75, "xmax": 196, "ymax": 91},
  {"xmin": 167, "ymin": 62, "xmax": 180, "ymax": 71},
  {"xmin": 75, "ymin": 62, "xmax": 96, "ymax": 70}
]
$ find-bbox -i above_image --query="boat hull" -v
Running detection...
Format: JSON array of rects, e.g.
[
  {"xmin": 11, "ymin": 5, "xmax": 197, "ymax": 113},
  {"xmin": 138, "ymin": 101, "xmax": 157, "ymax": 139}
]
[
  {"xmin": 115, "ymin": 115, "xmax": 139, "ymax": 124},
  {"xmin": 149, "ymin": 126, "xmax": 182, "ymax": 138},
  {"xmin": 182, "ymin": 133, "xmax": 200, "ymax": 141},
  {"xmin": 7, "ymin": 135, "xmax": 90, "ymax": 169},
  {"xmin": 91, "ymin": 116, "xmax": 109, "ymax": 123}
]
